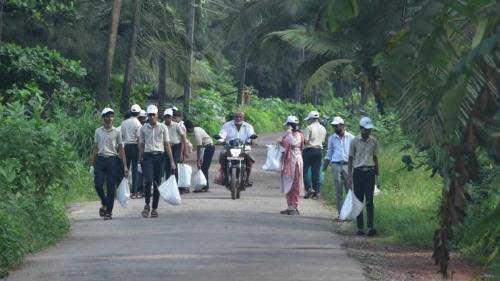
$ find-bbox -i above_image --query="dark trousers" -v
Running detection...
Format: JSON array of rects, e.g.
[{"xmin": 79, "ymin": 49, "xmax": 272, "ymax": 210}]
[
  {"xmin": 303, "ymin": 148, "xmax": 323, "ymax": 193},
  {"xmin": 94, "ymin": 156, "xmax": 120, "ymax": 214},
  {"xmin": 353, "ymin": 168, "xmax": 376, "ymax": 230},
  {"xmin": 125, "ymin": 143, "xmax": 139, "ymax": 194},
  {"xmin": 165, "ymin": 143, "xmax": 182, "ymax": 180},
  {"xmin": 144, "ymin": 152, "xmax": 164, "ymax": 210},
  {"xmin": 201, "ymin": 145, "xmax": 215, "ymax": 189}
]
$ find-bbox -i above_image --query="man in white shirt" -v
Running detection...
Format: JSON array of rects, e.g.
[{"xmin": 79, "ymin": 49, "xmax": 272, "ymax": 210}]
[
  {"xmin": 217, "ymin": 111, "xmax": 256, "ymax": 186},
  {"xmin": 163, "ymin": 108, "xmax": 188, "ymax": 193},
  {"xmin": 303, "ymin": 111, "xmax": 327, "ymax": 200},
  {"xmin": 120, "ymin": 104, "xmax": 142, "ymax": 198},
  {"xmin": 323, "ymin": 116, "xmax": 355, "ymax": 215}
]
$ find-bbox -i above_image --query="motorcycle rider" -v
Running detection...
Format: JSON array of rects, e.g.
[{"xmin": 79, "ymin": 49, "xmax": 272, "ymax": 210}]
[{"xmin": 217, "ymin": 111, "xmax": 256, "ymax": 186}]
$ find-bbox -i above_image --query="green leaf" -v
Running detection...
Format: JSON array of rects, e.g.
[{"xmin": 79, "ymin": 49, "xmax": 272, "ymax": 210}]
[{"xmin": 472, "ymin": 18, "xmax": 487, "ymax": 49}]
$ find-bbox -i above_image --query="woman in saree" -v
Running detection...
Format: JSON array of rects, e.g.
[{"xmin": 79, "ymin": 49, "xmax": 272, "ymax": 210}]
[{"xmin": 279, "ymin": 116, "xmax": 305, "ymax": 215}]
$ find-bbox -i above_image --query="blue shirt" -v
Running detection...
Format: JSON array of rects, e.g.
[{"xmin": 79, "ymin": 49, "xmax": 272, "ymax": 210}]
[{"xmin": 324, "ymin": 131, "xmax": 355, "ymax": 162}]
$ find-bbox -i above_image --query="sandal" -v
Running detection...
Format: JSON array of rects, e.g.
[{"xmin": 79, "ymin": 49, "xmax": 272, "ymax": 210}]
[
  {"xmin": 141, "ymin": 205, "xmax": 150, "ymax": 218},
  {"xmin": 150, "ymin": 209, "xmax": 158, "ymax": 218},
  {"xmin": 99, "ymin": 207, "xmax": 106, "ymax": 217}
]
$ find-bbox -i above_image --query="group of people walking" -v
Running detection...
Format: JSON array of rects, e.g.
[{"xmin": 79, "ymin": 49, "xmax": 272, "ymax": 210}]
[
  {"xmin": 90, "ymin": 104, "xmax": 214, "ymax": 220},
  {"xmin": 279, "ymin": 112, "xmax": 379, "ymax": 237},
  {"xmin": 90, "ymin": 104, "xmax": 379, "ymax": 237}
]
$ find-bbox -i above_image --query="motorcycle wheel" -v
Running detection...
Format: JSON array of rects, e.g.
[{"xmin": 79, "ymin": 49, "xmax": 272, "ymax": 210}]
[{"xmin": 230, "ymin": 168, "xmax": 237, "ymax": 200}]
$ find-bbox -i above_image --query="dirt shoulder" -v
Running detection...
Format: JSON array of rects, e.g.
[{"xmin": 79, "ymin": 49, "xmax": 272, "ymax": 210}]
[{"xmin": 329, "ymin": 210, "xmax": 490, "ymax": 281}]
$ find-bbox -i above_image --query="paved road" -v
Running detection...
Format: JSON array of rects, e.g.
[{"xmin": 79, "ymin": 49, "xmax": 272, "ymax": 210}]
[{"xmin": 4, "ymin": 133, "xmax": 365, "ymax": 281}]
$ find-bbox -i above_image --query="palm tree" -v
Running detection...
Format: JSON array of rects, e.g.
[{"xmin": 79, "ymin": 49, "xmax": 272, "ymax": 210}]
[
  {"xmin": 120, "ymin": 0, "xmax": 143, "ymax": 115},
  {"xmin": 382, "ymin": 0, "xmax": 500, "ymax": 276},
  {"xmin": 96, "ymin": 0, "xmax": 123, "ymax": 106}
]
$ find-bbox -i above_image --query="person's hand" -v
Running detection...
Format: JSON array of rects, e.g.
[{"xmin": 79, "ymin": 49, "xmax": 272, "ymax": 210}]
[
  {"xmin": 137, "ymin": 163, "xmax": 142, "ymax": 174},
  {"xmin": 346, "ymin": 176, "xmax": 353, "ymax": 189},
  {"xmin": 171, "ymin": 161, "xmax": 176, "ymax": 170},
  {"xmin": 197, "ymin": 159, "xmax": 202, "ymax": 169},
  {"xmin": 376, "ymin": 176, "xmax": 381, "ymax": 189},
  {"xmin": 124, "ymin": 167, "xmax": 129, "ymax": 178}
]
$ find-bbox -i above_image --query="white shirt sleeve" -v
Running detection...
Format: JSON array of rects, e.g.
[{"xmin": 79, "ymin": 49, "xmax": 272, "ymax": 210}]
[{"xmin": 324, "ymin": 135, "xmax": 334, "ymax": 161}]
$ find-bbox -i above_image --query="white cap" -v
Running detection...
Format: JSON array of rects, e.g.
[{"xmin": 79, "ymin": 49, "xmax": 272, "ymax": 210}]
[
  {"xmin": 146, "ymin": 105, "xmax": 158, "ymax": 115},
  {"xmin": 131, "ymin": 104, "xmax": 141, "ymax": 113},
  {"xmin": 139, "ymin": 110, "xmax": 147, "ymax": 117},
  {"xmin": 283, "ymin": 115, "xmax": 299, "ymax": 126},
  {"xmin": 331, "ymin": 116, "xmax": 344, "ymax": 125},
  {"xmin": 359, "ymin": 117, "xmax": 374, "ymax": 129},
  {"xmin": 101, "ymin": 107, "xmax": 114, "ymax": 116},
  {"xmin": 164, "ymin": 108, "xmax": 173, "ymax": 116},
  {"xmin": 304, "ymin": 111, "xmax": 320, "ymax": 120}
]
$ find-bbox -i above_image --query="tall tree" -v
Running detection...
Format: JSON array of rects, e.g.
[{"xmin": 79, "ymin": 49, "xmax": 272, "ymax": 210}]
[
  {"xmin": 120, "ymin": 0, "xmax": 142, "ymax": 115},
  {"xmin": 96, "ymin": 0, "xmax": 122, "ymax": 106},
  {"xmin": 183, "ymin": 0, "xmax": 196, "ymax": 113}
]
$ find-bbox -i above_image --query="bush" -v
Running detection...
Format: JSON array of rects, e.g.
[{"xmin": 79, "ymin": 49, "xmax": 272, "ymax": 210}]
[{"xmin": 0, "ymin": 101, "xmax": 93, "ymax": 277}]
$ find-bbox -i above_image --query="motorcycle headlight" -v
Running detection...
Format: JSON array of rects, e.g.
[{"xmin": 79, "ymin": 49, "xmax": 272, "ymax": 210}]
[{"xmin": 230, "ymin": 148, "xmax": 242, "ymax": 157}]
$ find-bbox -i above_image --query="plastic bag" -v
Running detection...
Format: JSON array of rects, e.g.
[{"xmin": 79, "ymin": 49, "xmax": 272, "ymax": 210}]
[
  {"xmin": 89, "ymin": 166, "xmax": 94, "ymax": 177},
  {"xmin": 374, "ymin": 185, "xmax": 381, "ymax": 196},
  {"xmin": 159, "ymin": 175, "xmax": 182, "ymax": 205},
  {"xmin": 177, "ymin": 163, "xmax": 192, "ymax": 187},
  {"xmin": 339, "ymin": 190, "xmax": 364, "ymax": 221},
  {"xmin": 262, "ymin": 144, "xmax": 282, "ymax": 171},
  {"xmin": 117, "ymin": 177, "xmax": 130, "ymax": 208},
  {"xmin": 193, "ymin": 170, "xmax": 207, "ymax": 191}
]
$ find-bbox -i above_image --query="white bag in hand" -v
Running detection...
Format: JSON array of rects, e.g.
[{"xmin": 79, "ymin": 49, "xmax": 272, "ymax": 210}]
[
  {"xmin": 117, "ymin": 177, "xmax": 130, "ymax": 208},
  {"xmin": 177, "ymin": 163, "xmax": 192, "ymax": 187},
  {"xmin": 193, "ymin": 170, "xmax": 207, "ymax": 191},
  {"xmin": 339, "ymin": 190, "xmax": 364, "ymax": 221},
  {"xmin": 374, "ymin": 185, "xmax": 381, "ymax": 196},
  {"xmin": 262, "ymin": 144, "xmax": 282, "ymax": 171},
  {"xmin": 89, "ymin": 166, "xmax": 94, "ymax": 177},
  {"xmin": 159, "ymin": 175, "xmax": 182, "ymax": 205}
]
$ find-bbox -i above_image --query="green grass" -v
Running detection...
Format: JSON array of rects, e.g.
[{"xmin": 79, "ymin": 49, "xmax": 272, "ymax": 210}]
[{"xmin": 322, "ymin": 145, "xmax": 441, "ymax": 247}]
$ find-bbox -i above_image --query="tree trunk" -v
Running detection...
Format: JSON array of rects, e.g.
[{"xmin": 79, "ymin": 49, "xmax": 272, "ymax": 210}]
[
  {"xmin": 158, "ymin": 55, "xmax": 167, "ymax": 120},
  {"xmin": 237, "ymin": 52, "xmax": 248, "ymax": 106},
  {"xmin": 183, "ymin": 0, "xmax": 196, "ymax": 114},
  {"xmin": 367, "ymin": 72, "xmax": 385, "ymax": 115},
  {"xmin": 0, "ymin": 0, "xmax": 5, "ymax": 64},
  {"xmin": 120, "ymin": 0, "xmax": 142, "ymax": 115},
  {"xmin": 96, "ymin": 0, "xmax": 123, "ymax": 106},
  {"xmin": 294, "ymin": 47, "xmax": 305, "ymax": 102},
  {"xmin": 400, "ymin": 0, "xmax": 408, "ymax": 27}
]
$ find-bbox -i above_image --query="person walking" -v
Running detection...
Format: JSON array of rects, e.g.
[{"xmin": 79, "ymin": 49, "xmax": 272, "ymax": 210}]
[
  {"xmin": 323, "ymin": 116, "xmax": 355, "ymax": 218},
  {"xmin": 302, "ymin": 111, "xmax": 327, "ymax": 200},
  {"xmin": 139, "ymin": 105, "xmax": 176, "ymax": 218},
  {"xmin": 90, "ymin": 107, "xmax": 128, "ymax": 220},
  {"xmin": 279, "ymin": 116, "xmax": 305, "ymax": 215},
  {"xmin": 135, "ymin": 109, "xmax": 147, "ymax": 198},
  {"xmin": 347, "ymin": 117, "xmax": 379, "ymax": 236},
  {"xmin": 120, "ymin": 104, "xmax": 142, "ymax": 199},
  {"xmin": 163, "ymin": 108, "xmax": 189, "ymax": 193},
  {"xmin": 184, "ymin": 120, "xmax": 215, "ymax": 193}
]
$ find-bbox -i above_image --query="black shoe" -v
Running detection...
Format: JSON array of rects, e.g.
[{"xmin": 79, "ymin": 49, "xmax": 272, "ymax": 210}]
[
  {"xmin": 150, "ymin": 209, "xmax": 158, "ymax": 218},
  {"xmin": 183, "ymin": 187, "xmax": 190, "ymax": 193},
  {"xmin": 356, "ymin": 229, "xmax": 365, "ymax": 235},
  {"xmin": 312, "ymin": 193, "xmax": 321, "ymax": 200},
  {"xmin": 287, "ymin": 209, "xmax": 300, "ymax": 215},
  {"xmin": 280, "ymin": 208, "xmax": 293, "ymax": 214},
  {"xmin": 367, "ymin": 229, "xmax": 377, "ymax": 237},
  {"xmin": 103, "ymin": 213, "xmax": 112, "ymax": 220}
]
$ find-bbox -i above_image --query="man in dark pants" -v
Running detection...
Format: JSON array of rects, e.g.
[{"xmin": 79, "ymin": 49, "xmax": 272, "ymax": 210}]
[
  {"xmin": 120, "ymin": 104, "xmax": 142, "ymax": 198},
  {"xmin": 136, "ymin": 109, "xmax": 147, "ymax": 198},
  {"xmin": 90, "ymin": 107, "xmax": 128, "ymax": 220},
  {"xmin": 139, "ymin": 105, "xmax": 176, "ymax": 218},
  {"xmin": 347, "ymin": 117, "xmax": 379, "ymax": 237},
  {"xmin": 163, "ymin": 108, "xmax": 188, "ymax": 193},
  {"xmin": 302, "ymin": 111, "xmax": 327, "ymax": 200},
  {"xmin": 184, "ymin": 120, "xmax": 215, "ymax": 192}
]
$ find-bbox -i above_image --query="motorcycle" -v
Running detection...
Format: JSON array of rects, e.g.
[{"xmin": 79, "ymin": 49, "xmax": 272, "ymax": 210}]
[{"xmin": 214, "ymin": 134, "xmax": 258, "ymax": 200}]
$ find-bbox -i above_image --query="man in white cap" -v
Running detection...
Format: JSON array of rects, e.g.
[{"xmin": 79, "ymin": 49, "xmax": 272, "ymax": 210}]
[
  {"xmin": 90, "ymin": 107, "xmax": 129, "ymax": 220},
  {"xmin": 302, "ymin": 110, "xmax": 327, "ymax": 200},
  {"xmin": 347, "ymin": 116, "xmax": 379, "ymax": 236},
  {"xmin": 323, "ymin": 116, "xmax": 355, "ymax": 217},
  {"xmin": 138, "ymin": 110, "xmax": 147, "ymax": 125},
  {"xmin": 163, "ymin": 108, "xmax": 188, "ymax": 193},
  {"xmin": 139, "ymin": 105, "xmax": 176, "ymax": 218},
  {"xmin": 120, "ymin": 104, "xmax": 142, "ymax": 198}
]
